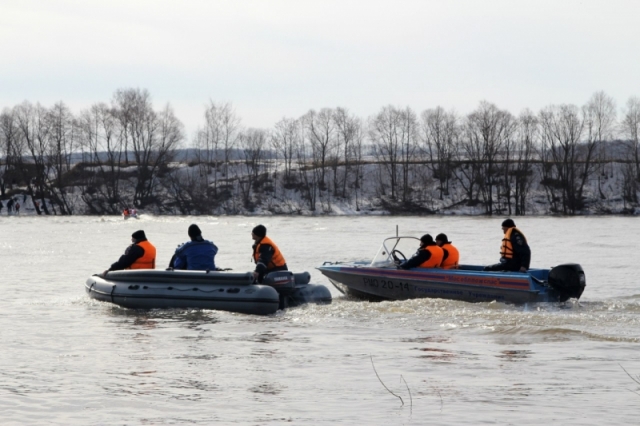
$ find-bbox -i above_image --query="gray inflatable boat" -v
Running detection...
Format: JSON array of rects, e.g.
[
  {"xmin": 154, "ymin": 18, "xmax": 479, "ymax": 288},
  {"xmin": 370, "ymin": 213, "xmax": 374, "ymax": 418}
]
[{"xmin": 85, "ymin": 269, "xmax": 332, "ymax": 315}]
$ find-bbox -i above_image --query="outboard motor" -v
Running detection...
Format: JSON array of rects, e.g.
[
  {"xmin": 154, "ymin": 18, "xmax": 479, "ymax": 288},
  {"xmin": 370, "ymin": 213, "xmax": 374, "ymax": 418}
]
[
  {"xmin": 548, "ymin": 263, "xmax": 586, "ymax": 302},
  {"xmin": 263, "ymin": 271, "xmax": 296, "ymax": 295}
]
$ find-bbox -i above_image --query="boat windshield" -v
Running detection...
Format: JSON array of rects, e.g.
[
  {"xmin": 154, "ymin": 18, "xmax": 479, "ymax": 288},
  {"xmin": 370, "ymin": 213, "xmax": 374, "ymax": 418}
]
[{"xmin": 370, "ymin": 236, "xmax": 421, "ymax": 267}]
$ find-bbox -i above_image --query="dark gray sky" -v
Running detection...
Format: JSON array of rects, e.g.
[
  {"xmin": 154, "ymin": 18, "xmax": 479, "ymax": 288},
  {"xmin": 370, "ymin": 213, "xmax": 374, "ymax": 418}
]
[{"xmin": 2, "ymin": 0, "xmax": 638, "ymax": 138}]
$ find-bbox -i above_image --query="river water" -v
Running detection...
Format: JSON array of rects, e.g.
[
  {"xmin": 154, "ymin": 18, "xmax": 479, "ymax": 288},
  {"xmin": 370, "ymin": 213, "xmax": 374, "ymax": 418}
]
[{"xmin": 1, "ymin": 215, "xmax": 639, "ymax": 425}]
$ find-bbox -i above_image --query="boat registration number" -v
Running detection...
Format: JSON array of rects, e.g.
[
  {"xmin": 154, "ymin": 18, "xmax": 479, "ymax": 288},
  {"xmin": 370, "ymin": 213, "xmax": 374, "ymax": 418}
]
[{"xmin": 363, "ymin": 277, "xmax": 410, "ymax": 291}]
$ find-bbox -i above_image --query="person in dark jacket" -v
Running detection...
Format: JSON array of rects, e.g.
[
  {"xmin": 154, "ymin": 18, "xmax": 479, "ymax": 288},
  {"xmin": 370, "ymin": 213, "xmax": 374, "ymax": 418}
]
[
  {"xmin": 484, "ymin": 219, "xmax": 531, "ymax": 272},
  {"xmin": 251, "ymin": 224, "xmax": 287, "ymax": 283},
  {"xmin": 103, "ymin": 230, "xmax": 157, "ymax": 276},
  {"xmin": 169, "ymin": 224, "xmax": 218, "ymax": 271},
  {"xmin": 398, "ymin": 234, "xmax": 444, "ymax": 269}
]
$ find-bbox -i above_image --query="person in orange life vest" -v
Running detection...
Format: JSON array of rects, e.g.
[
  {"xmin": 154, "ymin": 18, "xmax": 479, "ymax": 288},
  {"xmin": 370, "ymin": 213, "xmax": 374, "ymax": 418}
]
[
  {"xmin": 102, "ymin": 230, "xmax": 156, "ymax": 276},
  {"xmin": 251, "ymin": 224, "xmax": 287, "ymax": 283},
  {"xmin": 484, "ymin": 218, "xmax": 530, "ymax": 272},
  {"xmin": 435, "ymin": 233, "xmax": 460, "ymax": 269},
  {"xmin": 398, "ymin": 234, "xmax": 444, "ymax": 269}
]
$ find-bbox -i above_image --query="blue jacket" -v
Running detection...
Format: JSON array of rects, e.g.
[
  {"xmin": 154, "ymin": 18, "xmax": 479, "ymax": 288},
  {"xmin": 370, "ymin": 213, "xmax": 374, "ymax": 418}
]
[{"xmin": 173, "ymin": 239, "xmax": 218, "ymax": 271}]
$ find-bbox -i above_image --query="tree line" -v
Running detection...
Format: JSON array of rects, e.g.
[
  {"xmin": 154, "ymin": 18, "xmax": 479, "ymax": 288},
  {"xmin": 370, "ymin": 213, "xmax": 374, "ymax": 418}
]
[{"xmin": 1, "ymin": 88, "xmax": 639, "ymax": 215}]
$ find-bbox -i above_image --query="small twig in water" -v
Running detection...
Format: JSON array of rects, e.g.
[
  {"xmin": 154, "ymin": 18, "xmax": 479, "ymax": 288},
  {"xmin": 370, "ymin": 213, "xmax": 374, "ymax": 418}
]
[
  {"xmin": 436, "ymin": 387, "xmax": 443, "ymax": 410},
  {"xmin": 370, "ymin": 355, "xmax": 404, "ymax": 406},
  {"xmin": 620, "ymin": 364, "xmax": 640, "ymax": 386},
  {"xmin": 620, "ymin": 364, "xmax": 640, "ymax": 397},
  {"xmin": 400, "ymin": 375, "xmax": 412, "ymax": 409}
]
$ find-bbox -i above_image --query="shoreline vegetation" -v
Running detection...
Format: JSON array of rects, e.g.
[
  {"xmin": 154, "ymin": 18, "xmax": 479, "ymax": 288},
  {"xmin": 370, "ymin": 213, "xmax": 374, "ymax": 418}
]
[{"xmin": 1, "ymin": 88, "xmax": 640, "ymax": 216}]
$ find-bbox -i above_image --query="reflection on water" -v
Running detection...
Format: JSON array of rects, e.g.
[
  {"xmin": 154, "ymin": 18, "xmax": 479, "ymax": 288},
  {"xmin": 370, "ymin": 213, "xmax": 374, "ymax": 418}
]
[
  {"xmin": 248, "ymin": 382, "xmax": 286, "ymax": 395},
  {"xmin": 248, "ymin": 331, "xmax": 292, "ymax": 344},
  {"xmin": 415, "ymin": 347, "xmax": 456, "ymax": 361},
  {"xmin": 401, "ymin": 335, "xmax": 451, "ymax": 343},
  {"xmin": 497, "ymin": 349, "xmax": 533, "ymax": 360}
]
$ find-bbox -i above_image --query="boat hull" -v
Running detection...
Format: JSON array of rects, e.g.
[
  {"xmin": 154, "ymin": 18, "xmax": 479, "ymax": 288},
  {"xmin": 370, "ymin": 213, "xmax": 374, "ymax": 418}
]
[
  {"xmin": 317, "ymin": 264, "xmax": 566, "ymax": 304},
  {"xmin": 86, "ymin": 269, "xmax": 331, "ymax": 315}
]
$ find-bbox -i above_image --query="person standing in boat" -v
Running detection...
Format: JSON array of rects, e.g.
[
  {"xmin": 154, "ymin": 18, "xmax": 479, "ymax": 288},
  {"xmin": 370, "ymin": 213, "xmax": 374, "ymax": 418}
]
[
  {"xmin": 251, "ymin": 224, "xmax": 288, "ymax": 283},
  {"xmin": 169, "ymin": 224, "xmax": 218, "ymax": 271},
  {"xmin": 103, "ymin": 230, "xmax": 157, "ymax": 276},
  {"xmin": 484, "ymin": 219, "xmax": 530, "ymax": 272},
  {"xmin": 435, "ymin": 233, "xmax": 460, "ymax": 269},
  {"xmin": 398, "ymin": 234, "xmax": 444, "ymax": 269}
]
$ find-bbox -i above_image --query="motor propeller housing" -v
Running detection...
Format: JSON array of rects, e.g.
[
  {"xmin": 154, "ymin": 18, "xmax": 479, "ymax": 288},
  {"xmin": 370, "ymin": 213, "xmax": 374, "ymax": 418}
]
[
  {"xmin": 548, "ymin": 263, "xmax": 586, "ymax": 302},
  {"xmin": 263, "ymin": 271, "xmax": 296, "ymax": 294}
]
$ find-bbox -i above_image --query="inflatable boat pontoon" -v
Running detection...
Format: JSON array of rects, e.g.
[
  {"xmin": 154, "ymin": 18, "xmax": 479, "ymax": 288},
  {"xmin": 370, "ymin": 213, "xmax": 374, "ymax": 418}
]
[{"xmin": 86, "ymin": 269, "xmax": 332, "ymax": 315}]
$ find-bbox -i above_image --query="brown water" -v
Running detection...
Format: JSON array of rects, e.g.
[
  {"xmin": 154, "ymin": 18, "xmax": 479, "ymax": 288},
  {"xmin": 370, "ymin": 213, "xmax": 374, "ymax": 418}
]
[{"xmin": 1, "ymin": 215, "xmax": 639, "ymax": 425}]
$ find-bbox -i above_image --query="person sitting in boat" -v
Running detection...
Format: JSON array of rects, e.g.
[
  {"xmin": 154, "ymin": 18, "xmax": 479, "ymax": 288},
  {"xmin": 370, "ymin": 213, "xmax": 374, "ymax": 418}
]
[
  {"xmin": 169, "ymin": 224, "xmax": 218, "ymax": 271},
  {"xmin": 398, "ymin": 234, "xmax": 444, "ymax": 270},
  {"xmin": 435, "ymin": 233, "xmax": 460, "ymax": 269},
  {"xmin": 484, "ymin": 218, "xmax": 530, "ymax": 272},
  {"xmin": 103, "ymin": 230, "xmax": 157, "ymax": 276},
  {"xmin": 251, "ymin": 224, "xmax": 288, "ymax": 283}
]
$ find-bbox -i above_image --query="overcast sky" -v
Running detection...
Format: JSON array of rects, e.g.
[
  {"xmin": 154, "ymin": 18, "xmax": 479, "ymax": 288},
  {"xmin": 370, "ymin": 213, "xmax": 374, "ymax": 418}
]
[{"xmin": 2, "ymin": 0, "xmax": 639, "ymax": 139}]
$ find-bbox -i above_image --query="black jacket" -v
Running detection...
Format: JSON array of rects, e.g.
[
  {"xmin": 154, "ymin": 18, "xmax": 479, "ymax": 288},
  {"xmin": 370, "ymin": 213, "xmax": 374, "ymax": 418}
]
[
  {"xmin": 505, "ymin": 229, "xmax": 531, "ymax": 270},
  {"xmin": 109, "ymin": 242, "xmax": 145, "ymax": 271},
  {"xmin": 399, "ymin": 243, "xmax": 437, "ymax": 269},
  {"xmin": 252, "ymin": 241, "xmax": 288, "ymax": 275}
]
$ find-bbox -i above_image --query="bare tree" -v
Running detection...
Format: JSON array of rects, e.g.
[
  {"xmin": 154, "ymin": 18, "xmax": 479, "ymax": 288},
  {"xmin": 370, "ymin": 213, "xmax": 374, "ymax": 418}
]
[
  {"xmin": 349, "ymin": 119, "xmax": 366, "ymax": 210},
  {"xmin": 111, "ymin": 88, "xmax": 138, "ymax": 165},
  {"xmin": 333, "ymin": 108, "xmax": 363, "ymax": 199},
  {"xmin": 495, "ymin": 114, "xmax": 521, "ymax": 215},
  {"xmin": 295, "ymin": 122, "xmax": 318, "ymax": 211},
  {"xmin": 583, "ymin": 91, "xmax": 617, "ymax": 199},
  {"xmin": 511, "ymin": 110, "xmax": 538, "ymax": 215},
  {"xmin": 464, "ymin": 101, "xmax": 515, "ymax": 215},
  {"xmin": 237, "ymin": 128, "xmax": 267, "ymax": 208},
  {"xmin": 77, "ymin": 103, "xmax": 126, "ymax": 213},
  {"xmin": 369, "ymin": 106, "xmax": 402, "ymax": 200},
  {"xmin": 218, "ymin": 103, "xmax": 241, "ymax": 179},
  {"xmin": 419, "ymin": 107, "xmax": 459, "ymax": 200},
  {"xmin": 111, "ymin": 89, "xmax": 183, "ymax": 207},
  {"xmin": 619, "ymin": 96, "xmax": 640, "ymax": 205},
  {"xmin": 539, "ymin": 104, "xmax": 593, "ymax": 214},
  {"xmin": 303, "ymin": 108, "xmax": 335, "ymax": 192},
  {"xmin": 45, "ymin": 101, "xmax": 77, "ymax": 214},
  {"xmin": 622, "ymin": 96, "xmax": 640, "ymax": 181},
  {"xmin": 398, "ymin": 107, "xmax": 418, "ymax": 203},
  {"xmin": 13, "ymin": 102, "xmax": 55, "ymax": 213},
  {"xmin": 271, "ymin": 117, "xmax": 299, "ymax": 184},
  {"xmin": 194, "ymin": 101, "xmax": 241, "ymax": 196},
  {"xmin": 454, "ymin": 115, "xmax": 484, "ymax": 208},
  {"xmin": 0, "ymin": 108, "xmax": 20, "ymax": 197}
]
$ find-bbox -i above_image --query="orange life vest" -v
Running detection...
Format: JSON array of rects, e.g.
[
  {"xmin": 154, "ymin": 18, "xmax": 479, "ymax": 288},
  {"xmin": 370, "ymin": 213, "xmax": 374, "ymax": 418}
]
[
  {"xmin": 129, "ymin": 240, "xmax": 156, "ymax": 269},
  {"xmin": 500, "ymin": 227, "xmax": 526, "ymax": 259},
  {"xmin": 253, "ymin": 236, "xmax": 286, "ymax": 270},
  {"xmin": 440, "ymin": 243, "xmax": 460, "ymax": 269},
  {"xmin": 419, "ymin": 245, "xmax": 444, "ymax": 268}
]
